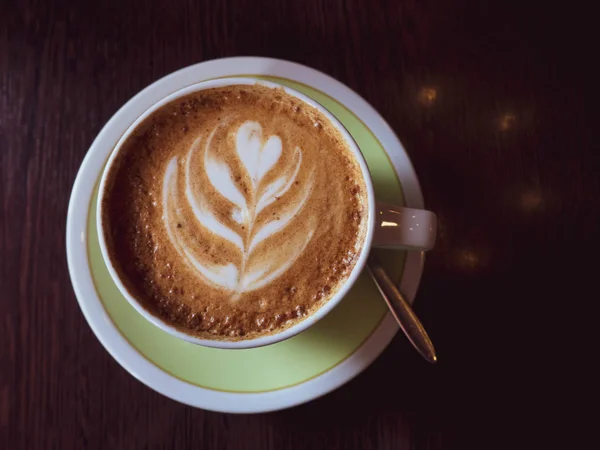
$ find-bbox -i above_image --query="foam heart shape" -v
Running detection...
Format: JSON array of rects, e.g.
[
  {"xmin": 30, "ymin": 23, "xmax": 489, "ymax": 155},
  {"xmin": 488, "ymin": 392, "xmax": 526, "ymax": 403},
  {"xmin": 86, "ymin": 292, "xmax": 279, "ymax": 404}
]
[{"xmin": 235, "ymin": 121, "xmax": 282, "ymax": 187}]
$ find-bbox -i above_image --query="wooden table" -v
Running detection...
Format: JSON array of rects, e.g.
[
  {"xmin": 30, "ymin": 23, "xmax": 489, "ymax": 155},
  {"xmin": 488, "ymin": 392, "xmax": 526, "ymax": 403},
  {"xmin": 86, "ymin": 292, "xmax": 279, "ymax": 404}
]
[{"xmin": 1, "ymin": 1, "xmax": 592, "ymax": 448}]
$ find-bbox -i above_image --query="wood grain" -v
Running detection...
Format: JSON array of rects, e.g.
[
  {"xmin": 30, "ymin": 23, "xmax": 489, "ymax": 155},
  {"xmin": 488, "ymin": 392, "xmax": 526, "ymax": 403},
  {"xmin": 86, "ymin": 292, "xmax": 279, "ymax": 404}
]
[{"xmin": 1, "ymin": 0, "xmax": 593, "ymax": 448}]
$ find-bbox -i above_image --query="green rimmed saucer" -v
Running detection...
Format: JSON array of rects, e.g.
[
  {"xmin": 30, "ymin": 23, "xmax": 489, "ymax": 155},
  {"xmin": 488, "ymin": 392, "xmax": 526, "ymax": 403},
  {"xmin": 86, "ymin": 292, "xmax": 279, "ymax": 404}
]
[{"xmin": 67, "ymin": 57, "xmax": 426, "ymax": 412}]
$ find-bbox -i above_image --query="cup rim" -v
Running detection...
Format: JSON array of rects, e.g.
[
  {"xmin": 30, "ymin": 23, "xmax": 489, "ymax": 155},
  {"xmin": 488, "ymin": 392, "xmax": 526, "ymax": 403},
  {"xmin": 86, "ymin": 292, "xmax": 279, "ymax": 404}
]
[{"xmin": 96, "ymin": 77, "xmax": 376, "ymax": 349}]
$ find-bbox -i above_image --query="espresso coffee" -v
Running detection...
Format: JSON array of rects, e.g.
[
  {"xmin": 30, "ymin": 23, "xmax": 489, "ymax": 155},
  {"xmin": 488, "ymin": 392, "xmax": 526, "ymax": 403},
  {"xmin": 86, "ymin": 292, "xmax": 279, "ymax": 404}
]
[{"xmin": 101, "ymin": 84, "xmax": 368, "ymax": 340}]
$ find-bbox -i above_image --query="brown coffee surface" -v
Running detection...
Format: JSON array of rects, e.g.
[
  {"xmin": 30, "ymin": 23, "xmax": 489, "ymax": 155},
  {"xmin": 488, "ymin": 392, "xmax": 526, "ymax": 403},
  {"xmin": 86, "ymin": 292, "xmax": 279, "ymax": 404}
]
[{"xmin": 101, "ymin": 84, "xmax": 368, "ymax": 340}]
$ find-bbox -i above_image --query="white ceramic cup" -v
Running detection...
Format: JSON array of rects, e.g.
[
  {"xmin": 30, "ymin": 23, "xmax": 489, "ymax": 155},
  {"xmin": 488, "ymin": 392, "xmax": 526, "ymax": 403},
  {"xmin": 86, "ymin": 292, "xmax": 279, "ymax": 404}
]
[{"xmin": 97, "ymin": 78, "xmax": 437, "ymax": 349}]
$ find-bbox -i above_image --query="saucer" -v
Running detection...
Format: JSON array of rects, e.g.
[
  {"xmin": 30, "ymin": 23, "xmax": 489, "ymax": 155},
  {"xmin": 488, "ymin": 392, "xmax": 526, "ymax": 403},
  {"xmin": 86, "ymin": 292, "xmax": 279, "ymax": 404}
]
[{"xmin": 66, "ymin": 57, "xmax": 426, "ymax": 413}]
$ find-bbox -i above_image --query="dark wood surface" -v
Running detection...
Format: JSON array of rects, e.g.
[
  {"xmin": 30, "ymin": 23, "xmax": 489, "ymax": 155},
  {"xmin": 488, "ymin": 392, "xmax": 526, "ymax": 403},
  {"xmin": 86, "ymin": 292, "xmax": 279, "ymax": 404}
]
[{"xmin": 1, "ymin": 1, "xmax": 593, "ymax": 448}]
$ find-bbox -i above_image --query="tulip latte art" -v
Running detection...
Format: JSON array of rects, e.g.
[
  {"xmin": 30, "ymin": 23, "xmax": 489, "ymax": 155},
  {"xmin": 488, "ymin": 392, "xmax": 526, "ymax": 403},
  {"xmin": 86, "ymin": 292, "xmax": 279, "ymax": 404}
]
[{"xmin": 101, "ymin": 85, "xmax": 368, "ymax": 340}]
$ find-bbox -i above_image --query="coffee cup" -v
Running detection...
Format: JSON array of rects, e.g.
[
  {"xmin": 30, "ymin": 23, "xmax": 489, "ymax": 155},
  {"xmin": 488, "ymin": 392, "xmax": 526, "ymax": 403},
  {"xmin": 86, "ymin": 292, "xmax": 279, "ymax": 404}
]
[{"xmin": 97, "ymin": 78, "xmax": 436, "ymax": 349}]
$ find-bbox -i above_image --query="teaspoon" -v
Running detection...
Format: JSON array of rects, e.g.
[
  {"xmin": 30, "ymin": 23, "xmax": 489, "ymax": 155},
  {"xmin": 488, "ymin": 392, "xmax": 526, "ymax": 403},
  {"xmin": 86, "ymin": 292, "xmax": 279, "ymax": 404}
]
[{"xmin": 367, "ymin": 254, "xmax": 437, "ymax": 363}]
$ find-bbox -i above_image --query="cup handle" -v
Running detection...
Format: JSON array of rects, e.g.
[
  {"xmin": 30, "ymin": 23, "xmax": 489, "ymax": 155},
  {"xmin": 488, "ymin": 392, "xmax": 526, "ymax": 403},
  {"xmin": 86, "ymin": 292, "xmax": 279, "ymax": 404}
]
[{"xmin": 372, "ymin": 202, "xmax": 437, "ymax": 250}]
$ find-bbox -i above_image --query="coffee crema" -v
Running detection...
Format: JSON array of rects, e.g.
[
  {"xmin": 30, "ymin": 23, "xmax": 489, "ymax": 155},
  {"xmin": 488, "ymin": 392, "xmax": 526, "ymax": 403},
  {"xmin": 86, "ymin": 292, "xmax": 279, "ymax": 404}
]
[{"xmin": 101, "ymin": 84, "xmax": 368, "ymax": 340}]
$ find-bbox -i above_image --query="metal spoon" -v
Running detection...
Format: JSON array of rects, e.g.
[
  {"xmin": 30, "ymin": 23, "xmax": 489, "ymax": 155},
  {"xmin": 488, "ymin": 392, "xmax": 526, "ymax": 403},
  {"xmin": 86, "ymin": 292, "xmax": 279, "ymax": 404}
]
[{"xmin": 367, "ymin": 254, "xmax": 437, "ymax": 363}]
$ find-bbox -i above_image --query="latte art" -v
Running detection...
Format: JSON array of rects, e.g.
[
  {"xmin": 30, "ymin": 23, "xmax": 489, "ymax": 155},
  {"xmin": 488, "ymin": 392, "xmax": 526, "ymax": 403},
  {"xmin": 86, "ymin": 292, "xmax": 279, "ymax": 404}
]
[
  {"xmin": 101, "ymin": 84, "xmax": 368, "ymax": 340},
  {"xmin": 162, "ymin": 121, "xmax": 316, "ymax": 296}
]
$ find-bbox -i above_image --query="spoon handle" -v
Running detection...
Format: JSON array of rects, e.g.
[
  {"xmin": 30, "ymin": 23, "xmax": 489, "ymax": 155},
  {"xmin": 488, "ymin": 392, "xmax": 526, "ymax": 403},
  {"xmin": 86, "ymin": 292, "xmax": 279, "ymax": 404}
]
[{"xmin": 367, "ymin": 254, "xmax": 437, "ymax": 363}]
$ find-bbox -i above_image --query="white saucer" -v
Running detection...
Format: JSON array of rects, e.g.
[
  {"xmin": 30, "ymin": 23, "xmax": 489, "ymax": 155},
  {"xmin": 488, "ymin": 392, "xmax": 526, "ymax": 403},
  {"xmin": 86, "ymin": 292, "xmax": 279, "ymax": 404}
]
[{"xmin": 66, "ymin": 57, "xmax": 425, "ymax": 413}]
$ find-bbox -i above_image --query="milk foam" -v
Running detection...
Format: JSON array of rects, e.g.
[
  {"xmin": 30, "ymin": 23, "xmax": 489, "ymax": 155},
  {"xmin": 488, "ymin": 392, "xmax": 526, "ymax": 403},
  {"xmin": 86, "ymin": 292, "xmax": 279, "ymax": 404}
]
[{"xmin": 162, "ymin": 120, "xmax": 315, "ymax": 297}]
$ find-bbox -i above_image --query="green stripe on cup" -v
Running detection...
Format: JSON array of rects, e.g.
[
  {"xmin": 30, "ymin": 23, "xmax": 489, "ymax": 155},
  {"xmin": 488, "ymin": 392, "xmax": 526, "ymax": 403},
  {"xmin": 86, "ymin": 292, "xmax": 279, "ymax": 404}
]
[{"xmin": 87, "ymin": 76, "xmax": 405, "ymax": 393}]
